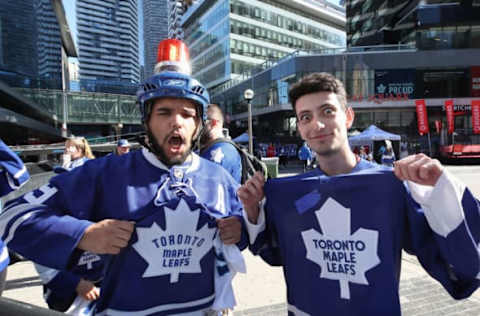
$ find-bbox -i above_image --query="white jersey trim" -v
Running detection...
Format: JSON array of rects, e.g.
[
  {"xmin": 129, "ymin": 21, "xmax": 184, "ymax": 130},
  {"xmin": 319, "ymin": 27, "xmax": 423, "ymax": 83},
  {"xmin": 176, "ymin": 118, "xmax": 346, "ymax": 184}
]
[
  {"xmin": 408, "ymin": 170, "xmax": 466, "ymax": 238},
  {"xmin": 0, "ymin": 204, "xmax": 39, "ymax": 244},
  {"xmin": 0, "ymin": 244, "xmax": 8, "ymax": 263},
  {"xmin": 288, "ymin": 303, "xmax": 311, "ymax": 316},
  {"xmin": 95, "ymin": 293, "xmax": 215, "ymax": 316},
  {"xmin": 243, "ymin": 198, "xmax": 266, "ymax": 245}
]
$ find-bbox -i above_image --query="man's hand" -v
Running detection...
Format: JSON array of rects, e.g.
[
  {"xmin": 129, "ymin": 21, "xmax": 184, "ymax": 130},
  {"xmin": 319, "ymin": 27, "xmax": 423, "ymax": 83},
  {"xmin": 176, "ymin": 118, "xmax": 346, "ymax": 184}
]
[
  {"xmin": 76, "ymin": 279, "xmax": 100, "ymax": 301},
  {"xmin": 217, "ymin": 216, "xmax": 242, "ymax": 245},
  {"xmin": 237, "ymin": 171, "xmax": 265, "ymax": 224},
  {"xmin": 394, "ymin": 153, "xmax": 444, "ymax": 186},
  {"xmin": 77, "ymin": 219, "xmax": 134, "ymax": 254}
]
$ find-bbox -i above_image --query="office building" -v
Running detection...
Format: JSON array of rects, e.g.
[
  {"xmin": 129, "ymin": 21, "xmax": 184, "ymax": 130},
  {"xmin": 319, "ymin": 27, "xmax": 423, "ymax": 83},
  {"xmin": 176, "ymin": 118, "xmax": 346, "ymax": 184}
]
[
  {"xmin": 182, "ymin": 0, "xmax": 346, "ymax": 88},
  {"xmin": 346, "ymin": 0, "xmax": 480, "ymax": 48},
  {"xmin": 0, "ymin": 1, "xmax": 38, "ymax": 78},
  {"xmin": 143, "ymin": 0, "xmax": 169, "ymax": 79},
  {"xmin": 76, "ymin": 0, "xmax": 140, "ymax": 83}
]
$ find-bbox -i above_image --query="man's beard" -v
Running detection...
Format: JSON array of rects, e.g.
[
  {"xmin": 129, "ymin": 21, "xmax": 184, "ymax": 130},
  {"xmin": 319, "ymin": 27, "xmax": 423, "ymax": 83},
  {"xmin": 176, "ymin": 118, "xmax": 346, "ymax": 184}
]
[{"xmin": 146, "ymin": 130, "xmax": 192, "ymax": 167}]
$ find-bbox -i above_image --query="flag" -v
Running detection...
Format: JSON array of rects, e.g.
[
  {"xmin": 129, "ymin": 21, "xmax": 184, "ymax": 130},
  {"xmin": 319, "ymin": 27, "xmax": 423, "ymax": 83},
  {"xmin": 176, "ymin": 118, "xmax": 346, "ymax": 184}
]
[
  {"xmin": 415, "ymin": 99, "xmax": 429, "ymax": 135},
  {"xmin": 472, "ymin": 100, "xmax": 480, "ymax": 135},
  {"xmin": 445, "ymin": 100, "xmax": 454, "ymax": 134}
]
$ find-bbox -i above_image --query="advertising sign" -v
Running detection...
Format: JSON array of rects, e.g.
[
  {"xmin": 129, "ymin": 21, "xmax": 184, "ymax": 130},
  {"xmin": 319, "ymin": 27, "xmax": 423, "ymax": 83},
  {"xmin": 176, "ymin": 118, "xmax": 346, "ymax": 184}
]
[
  {"xmin": 375, "ymin": 69, "xmax": 415, "ymax": 99},
  {"xmin": 415, "ymin": 99, "xmax": 429, "ymax": 135}
]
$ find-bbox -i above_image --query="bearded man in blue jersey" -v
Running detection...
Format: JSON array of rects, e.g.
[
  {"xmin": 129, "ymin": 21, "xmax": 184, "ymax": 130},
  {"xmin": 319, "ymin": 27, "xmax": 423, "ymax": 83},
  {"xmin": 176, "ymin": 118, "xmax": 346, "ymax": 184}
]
[
  {"xmin": 0, "ymin": 70, "xmax": 246, "ymax": 315},
  {"xmin": 238, "ymin": 72, "xmax": 480, "ymax": 316}
]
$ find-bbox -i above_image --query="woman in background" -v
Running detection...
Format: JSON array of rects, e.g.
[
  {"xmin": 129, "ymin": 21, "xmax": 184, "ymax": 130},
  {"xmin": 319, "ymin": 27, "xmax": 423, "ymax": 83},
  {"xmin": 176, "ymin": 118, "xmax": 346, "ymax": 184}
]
[{"xmin": 59, "ymin": 137, "xmax": 95, "ymax": 172}]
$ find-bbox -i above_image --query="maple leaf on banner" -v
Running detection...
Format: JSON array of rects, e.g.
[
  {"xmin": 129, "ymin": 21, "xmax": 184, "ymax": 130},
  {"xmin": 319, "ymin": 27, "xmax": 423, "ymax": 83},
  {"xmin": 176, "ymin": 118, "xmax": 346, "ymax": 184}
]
[
  {"xmin": 132, "ymin": 199, "xmax": 216, "ymax": 283},
  {"xmin": 301, "ymin": 198, "xmax": 380, "ymax": 300}
]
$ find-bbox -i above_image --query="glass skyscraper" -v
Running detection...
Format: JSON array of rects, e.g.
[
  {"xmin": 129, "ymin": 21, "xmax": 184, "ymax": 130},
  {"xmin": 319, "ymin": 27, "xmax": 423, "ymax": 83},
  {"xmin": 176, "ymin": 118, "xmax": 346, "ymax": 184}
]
[{"xmin": 143, "ymin": 0, "xmax": 169, "ymax": 79}]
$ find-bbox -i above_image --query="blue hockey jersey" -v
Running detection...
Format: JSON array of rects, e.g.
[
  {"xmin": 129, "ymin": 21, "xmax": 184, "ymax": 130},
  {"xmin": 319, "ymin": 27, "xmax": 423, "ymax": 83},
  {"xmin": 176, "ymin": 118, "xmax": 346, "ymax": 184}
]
[
  {"xmin": 200, "ymin": 141, "xmax": 242, "ymax": 184},
  {"xmin": 0, "ymin": 139, "xmax": 29, "ymax": 271},
  {"xmin": 1, "ymin": 148, "xmax": 245, "ymax": 315},
  {"xmin": 249, "ymin": 160, "xmax": 480, "ymax": 316}
]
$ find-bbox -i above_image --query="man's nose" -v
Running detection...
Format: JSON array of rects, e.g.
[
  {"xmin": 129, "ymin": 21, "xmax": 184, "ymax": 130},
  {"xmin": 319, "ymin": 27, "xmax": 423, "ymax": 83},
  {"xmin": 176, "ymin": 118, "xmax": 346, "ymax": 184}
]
[{"xmin": 314, "ymin": 119, "xmax": 325, "ymax": 129}]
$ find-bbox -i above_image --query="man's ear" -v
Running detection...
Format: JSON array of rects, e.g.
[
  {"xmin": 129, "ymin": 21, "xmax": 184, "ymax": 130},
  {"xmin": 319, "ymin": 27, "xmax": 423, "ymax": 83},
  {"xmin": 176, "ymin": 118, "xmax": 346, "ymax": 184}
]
[{"xmin": 346, "ymin": 107, "xmax": 355, "ymax": 129}]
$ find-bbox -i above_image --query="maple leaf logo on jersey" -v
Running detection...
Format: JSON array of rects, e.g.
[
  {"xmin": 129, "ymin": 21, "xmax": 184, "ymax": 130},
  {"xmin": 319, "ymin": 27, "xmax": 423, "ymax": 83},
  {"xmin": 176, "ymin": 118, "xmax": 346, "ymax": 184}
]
[
  {"xmin": 301, "ymin": 198, "xmax": 380, "ymax": 300},
  {"xmin": 78, "ymin": 252, "xmax": 101, "ymax": 270},
  {"xmin": 132, "ymin": 199, "xmax": 216, "ymax": 283},
  {"xmin": 210, "ymin": 148, "xmax": 225, "ymax": 163}
]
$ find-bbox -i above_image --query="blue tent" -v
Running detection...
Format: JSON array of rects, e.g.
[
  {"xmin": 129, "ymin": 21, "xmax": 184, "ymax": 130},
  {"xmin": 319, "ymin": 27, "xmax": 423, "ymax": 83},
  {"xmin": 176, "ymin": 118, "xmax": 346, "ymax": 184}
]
[
  {"xmin": 349, "ymin": 125, "xmax": 400, "ymax": 147},
  {"xmin": 233, "ymin": 132, "xmax": 251, "ymax": 143}
]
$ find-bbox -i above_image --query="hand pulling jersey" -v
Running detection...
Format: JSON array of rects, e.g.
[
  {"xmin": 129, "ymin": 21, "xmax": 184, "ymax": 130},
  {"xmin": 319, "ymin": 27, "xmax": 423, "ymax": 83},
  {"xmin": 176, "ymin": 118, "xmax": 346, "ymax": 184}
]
[
  {"xmin": 0, "ymin": 148, "xmax": 245, "ymax": 315},
  {"xmin": 250, "ymin": 160, "xmax": 480, "ymax": 316},
  {"xmin": 0, "ymin": 139, "xmax": 29, "ymax": 271}
]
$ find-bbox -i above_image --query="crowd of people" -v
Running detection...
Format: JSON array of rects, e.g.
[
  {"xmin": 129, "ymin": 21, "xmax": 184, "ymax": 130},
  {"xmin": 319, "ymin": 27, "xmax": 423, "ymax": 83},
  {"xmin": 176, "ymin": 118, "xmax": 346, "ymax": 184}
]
[{"xmin": 0, "ymin": 67, "xmax": 478, "ymax": 316}]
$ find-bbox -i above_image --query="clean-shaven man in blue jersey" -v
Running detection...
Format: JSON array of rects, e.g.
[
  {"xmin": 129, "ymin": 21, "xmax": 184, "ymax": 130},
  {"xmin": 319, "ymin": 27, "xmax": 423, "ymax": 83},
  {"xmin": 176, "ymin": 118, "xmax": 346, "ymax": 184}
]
[
  {"xmin": 0, "ymin": 139, "xmax": 29, "ymax": 296},
  {"xmin": 200, "ymin": 104, "xmax": 242, "ymax": 184},
  {"xmin": 0, "ymin": 70, "xmax": 246, "ymax": 315},
  {"xmin": 238, "ymin": 72, "xmax": 480, "ymax": 316}
]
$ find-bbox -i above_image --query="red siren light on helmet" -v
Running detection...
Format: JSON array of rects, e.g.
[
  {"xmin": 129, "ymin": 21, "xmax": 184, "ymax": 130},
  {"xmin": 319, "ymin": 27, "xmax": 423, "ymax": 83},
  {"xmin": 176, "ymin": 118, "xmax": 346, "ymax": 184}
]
[{"xmin": 154, "ymin": 38, "xmax": 191, "ymax": 75}]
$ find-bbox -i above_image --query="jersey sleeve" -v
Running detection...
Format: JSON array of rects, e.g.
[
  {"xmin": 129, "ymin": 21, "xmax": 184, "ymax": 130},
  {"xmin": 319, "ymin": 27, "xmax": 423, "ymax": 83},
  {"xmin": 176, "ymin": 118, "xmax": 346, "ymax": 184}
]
[
  {"xmin": 0, "ymin": 161, "xmax": 102, "ymax": 270},
  {"xmin": 403, "ymin": 170, "xmax": 480, "ymax": 299},
  {"xmin": 0, "ymin": 139, "xmax": 30, "ymax": 196}
]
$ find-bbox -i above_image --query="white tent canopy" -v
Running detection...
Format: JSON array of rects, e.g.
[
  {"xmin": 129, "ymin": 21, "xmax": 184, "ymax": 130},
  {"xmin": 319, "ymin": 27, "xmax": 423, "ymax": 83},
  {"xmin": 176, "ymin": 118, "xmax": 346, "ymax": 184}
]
[{"xmin": 349, "ymin": 125, "xmax": 401, "ymax": 147}]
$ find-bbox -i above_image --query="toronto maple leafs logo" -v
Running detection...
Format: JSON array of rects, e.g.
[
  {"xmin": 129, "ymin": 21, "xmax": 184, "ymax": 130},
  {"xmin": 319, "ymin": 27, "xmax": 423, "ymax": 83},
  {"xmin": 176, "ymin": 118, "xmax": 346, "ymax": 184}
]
[
  {"xmin": 210, "ymin": 148, "xmax": 225, "ymax": 163},
  {"xmin": 301, "ymin": 198, "xmax": 380, "ymax": 300},
  {"xmin": 376, "ymin": 83, "xmax": 386, "ymax": 94},
  {"xmin": 132, "ymin": 199, "xmax": 216, "ymax": 283}
]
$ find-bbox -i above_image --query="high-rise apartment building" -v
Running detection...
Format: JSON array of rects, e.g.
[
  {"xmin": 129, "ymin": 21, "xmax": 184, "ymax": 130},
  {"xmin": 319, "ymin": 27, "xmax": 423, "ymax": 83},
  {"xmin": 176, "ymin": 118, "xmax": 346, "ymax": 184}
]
[
  {"xmin": 35, "ymin": 0, "xmax": 62, "ymax": 79},
  {"xmin": 76, "ymin": 0, "xmax": 140, "ymax": 82},
  {"xmin": 182, "ymin": 0, "xmax": 346, "ymax": 88},
  {"xmin": 143, "ymin": 0, "xmax": 169, "ymax": 79},
  {"xmin": 168, "ymin": 0, "xmax": 197, "ymax": 40}
]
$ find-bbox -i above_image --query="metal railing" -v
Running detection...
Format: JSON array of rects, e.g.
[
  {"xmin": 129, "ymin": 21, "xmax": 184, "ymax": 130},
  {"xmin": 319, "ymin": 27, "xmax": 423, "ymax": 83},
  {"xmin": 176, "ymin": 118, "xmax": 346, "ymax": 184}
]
[{"xmin": 14, "ymin": 88, "xmax": 141, "ymax": 125}]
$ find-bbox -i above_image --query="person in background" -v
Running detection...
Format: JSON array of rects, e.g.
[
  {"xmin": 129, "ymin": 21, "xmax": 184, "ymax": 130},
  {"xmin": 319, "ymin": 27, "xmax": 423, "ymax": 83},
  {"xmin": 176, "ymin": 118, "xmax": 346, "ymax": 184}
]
[
  {"xmin": 60, "ymin": 137, "xmax": 95, "ymax": 171},
  {"xmin": 381, "ymin": 144, "xmax": 396, "ymax": 167},
  {"xmin": 358, "ymin": 146, "xmax": 368, "ymax": 160},
  {"xmin": 238, "ymin": 72, "xmax": 480, "ymax": 315},
  {"xmin": 115, "ymin": 139, "xmax": 131, "ymax": 156},
  {"xmin": 298, "ymin": 141, "xmax": 313, "ymax": 172},
  {"xmin": 0, "ymin": 139, "xmax": 30, "ymax": 296},
  {"xmin": 200, "ymin": 104, "xmax": 242, "ymax": 184},
  {"xmin": 266, "ymin": 143, "xmax": 276, "ymax": 157}
]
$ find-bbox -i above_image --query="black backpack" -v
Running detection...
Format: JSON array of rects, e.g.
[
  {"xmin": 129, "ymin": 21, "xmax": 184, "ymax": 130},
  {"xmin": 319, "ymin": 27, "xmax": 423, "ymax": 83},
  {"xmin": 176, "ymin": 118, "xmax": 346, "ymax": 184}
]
[{"xmin": 201, "ymin": 138, "xmax": 267, "ymax": 184}]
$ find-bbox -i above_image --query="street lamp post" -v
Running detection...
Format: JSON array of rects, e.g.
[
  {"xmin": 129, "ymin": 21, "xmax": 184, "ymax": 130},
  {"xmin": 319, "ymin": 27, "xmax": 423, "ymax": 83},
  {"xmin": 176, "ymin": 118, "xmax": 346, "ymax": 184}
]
[{"xmin": 244, "ymin": 89, "xmax": 254, "ymax": 155}]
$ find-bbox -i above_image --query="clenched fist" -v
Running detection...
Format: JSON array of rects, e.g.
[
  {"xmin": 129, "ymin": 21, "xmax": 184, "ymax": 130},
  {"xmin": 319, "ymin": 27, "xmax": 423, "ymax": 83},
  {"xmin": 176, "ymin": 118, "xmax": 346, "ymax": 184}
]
[
  {"xmin": 393, "ymin": 153, "xmax": 444, "ymax": 186},
  {"xmin": 77, "ymin": 219, "xmax": 135, "ymax": 254}
]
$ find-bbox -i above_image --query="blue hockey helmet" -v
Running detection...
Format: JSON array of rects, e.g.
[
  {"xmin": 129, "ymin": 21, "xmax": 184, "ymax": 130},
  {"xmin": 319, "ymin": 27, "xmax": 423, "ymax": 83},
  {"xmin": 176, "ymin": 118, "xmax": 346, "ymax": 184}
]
[{"xmin": 136, "ymin": 71, "xmax": 209, "ymax": 124}]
